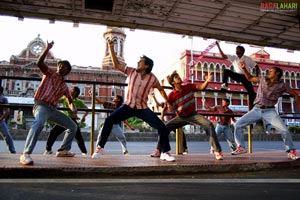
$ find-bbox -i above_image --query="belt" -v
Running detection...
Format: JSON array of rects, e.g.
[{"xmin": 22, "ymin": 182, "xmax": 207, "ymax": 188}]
[
  {"xmin": 256, "ymin": 105, "xmax": 275, "ymax": 109},
  {"xmin": 35, "ymin": 100, "xmax": 56, "ymax": 108}
]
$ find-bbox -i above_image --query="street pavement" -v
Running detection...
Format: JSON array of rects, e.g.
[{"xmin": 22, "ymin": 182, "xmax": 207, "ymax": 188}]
[{"xmin": 2, "ymin": 140, "xmax": 300, "ymax": 155}]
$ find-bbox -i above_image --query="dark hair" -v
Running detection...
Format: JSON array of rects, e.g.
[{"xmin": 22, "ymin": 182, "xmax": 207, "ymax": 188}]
[
  {"xmin": 141, "ymin": 55, "xmax": 154, "ymax": 74},
  {"xmin": 58, "ymin": 60, "xmax": 72, "ymax": 75},
  {"xmin": 274, "ymin": 67, "xmax": 283, "ymax": 80},
  {"xmin": 73, "ymin": 86, "xmax": 80, "ymax": 98},
  {"xmin": 168, "ymin": 71, "xmax": 179, "ymax": 88},
  {"xmin": 115, "ymin": 95, "xmax": 124, "ymax": 108},
  {"xmin": 223, "ymin": 98, "xmax": 230, "ymax": 104},
  {"xmin": 236, "ymin": 46, "xmax": 245, "ymax": 55}
]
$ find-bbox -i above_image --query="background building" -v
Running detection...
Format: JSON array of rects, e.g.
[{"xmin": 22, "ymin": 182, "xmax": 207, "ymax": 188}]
[
  {"xmin": 156, "ymin": 48, "xmax": 300, "ymax": 126},
  {"xmin": 0, "ymin": 27, "xmax": 127, "ymax": 130}
]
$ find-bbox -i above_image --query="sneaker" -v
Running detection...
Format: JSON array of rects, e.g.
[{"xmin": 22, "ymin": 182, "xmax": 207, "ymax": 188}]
[
  {"xmin": 56, "ymin": 150, "xmax": 75, "ymax": 157},
  {"xmin": 220, "ymin": 83, "xmax": 229, "ymax": 91},
  {"xmin": 214, "ymin": 151, "xmax": 224, "ymax": 160},
  {"xmin": 231, "ymin": 146, "xmax": 247, "ymax": 155},
  {"xmin": 81, "ymin": 153, "xmax": 87, "ymax": 156},
  {"xmin": 20, "ymin": 153, "xmax": 34, "ymax": 165},
  {"xmin": 160, "ymin": 152, "xmax": 175, "ymax": 162},
  {"xmin": 43, "ymin": 150, "xmax": 53, "ymax": 155},
  {"xmin": 91, "ymin": 146, "xmax": 104, "ymax": 159},
  {"xmin": 183, "ymin": 149, "xmax": 188, "ymax": 155},
  {"xmin": 210, "ymin": 147, "xmax": 214, "ymax": 154},
  {"xmin": 287, "ymin": 150, "xmax": 300, "ymax": 160},
  {"xmin": 150, "ymin": 149, "xmax": 161, "ymax": 157}
]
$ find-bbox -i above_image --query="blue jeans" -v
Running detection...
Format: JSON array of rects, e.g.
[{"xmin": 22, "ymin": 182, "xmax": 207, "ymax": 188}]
[
  {"xmin": 23, "ymin": 103, "xmax": 77, "ymax": 154},
  {"xmin": 98, "ymin": 124, "xmax": 128, "ymax": 153},
  {"xmin": 215, "ymin": 124, "xmax": 236, "ymax": 151},
  {"xmin": 163, "ymin": 113, "xmax": 222, "ymax": 152},
  {"xmin": 98, "ymin": 104, "xmax": 171, "ymax": 153},
  {"xmin": 0, "ymin": 120, "xmax": 16, "ymax": 153},
  {"xmin": 234, "ymin": 107, "xmax": 295, "ymax": 152}
]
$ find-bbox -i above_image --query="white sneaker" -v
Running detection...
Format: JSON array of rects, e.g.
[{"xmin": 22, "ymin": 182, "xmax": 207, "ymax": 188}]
[
  {"xmin": 56, "ymin": 150, "xmax": 75, "ymax": 157},
  {"xmin": 287, "ymin": 150, "xmax": 300, "ymax": 160},
  {"xmin": 160, "ymin": 152, "xmax": 175, "ymax": 162},
  {"xmin": 20, "ymin": 153, "xmax": 34, "ymax": 165},
  {"xmin": 91, "ymin": 146, "xmax": 104, "ymax": 159},
  {"xmin": 214, "ymin": 151, "xmax": 224, "ymax": 160},
  {"xmin": 43, "ymin": 150, "xmax": 53, "ymax": 155},
  {"xmin": 220, "ymin": 83, "xmax": 229, "ymax": 91}
]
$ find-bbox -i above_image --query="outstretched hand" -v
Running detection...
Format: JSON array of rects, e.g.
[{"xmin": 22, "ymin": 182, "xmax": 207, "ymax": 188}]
[
  {"xmin": 204, "ymin": 72, "xmax": 213, "ymax": 82},
  {"xmin": 240, "ymin": 61, "xmax": 246, "ymax": 69},
  {"xmin": 46, "ymin": 40, "xmax": 54, "ymax": 50},
  {"xmin": 107, "ymin": 40, "xmax": 114, "ymax": 48}
]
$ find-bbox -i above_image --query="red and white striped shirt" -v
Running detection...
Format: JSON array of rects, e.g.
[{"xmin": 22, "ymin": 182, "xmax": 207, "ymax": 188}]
[
  {"xmin": 124, "ymin": 67, "xmax": 160, "ymax": 109},
  {"xmin": 34, "ymin": 68, "xmax": 71, "ymax": 107}
]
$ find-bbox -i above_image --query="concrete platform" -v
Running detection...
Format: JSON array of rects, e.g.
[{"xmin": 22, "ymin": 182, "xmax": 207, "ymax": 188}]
[{"xmin": 1, "ymin": 151, "xmax": 300, "ymax": 178}]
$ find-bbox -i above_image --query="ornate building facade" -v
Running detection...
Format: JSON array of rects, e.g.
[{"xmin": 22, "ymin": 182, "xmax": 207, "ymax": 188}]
[
  {"xmin": 0, "ymin": 27, "xmax": 128, "ymax": 129},
  {"xmin": 159, "ymin": 48, "xmax": 300, "ymax": 125}
]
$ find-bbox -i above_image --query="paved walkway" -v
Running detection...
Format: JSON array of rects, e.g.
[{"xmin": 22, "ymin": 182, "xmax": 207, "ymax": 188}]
[{"xmin": 1, "ymin": 150, "xmax": 300, "ymax": 178}]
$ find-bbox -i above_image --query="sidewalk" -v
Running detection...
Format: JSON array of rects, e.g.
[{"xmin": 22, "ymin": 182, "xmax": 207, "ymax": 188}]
[{"xmin": 1, "ymin": 150, "xmax": 300, "ymax": 178}]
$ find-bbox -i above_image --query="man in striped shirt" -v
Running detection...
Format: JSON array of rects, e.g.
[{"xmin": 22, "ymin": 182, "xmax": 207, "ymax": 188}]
[
  {"xmin": 92, "ymin": 40, "xmax": 175, "ymax": 162},
  {"xmin": 20, "ymin": 41, "xmax": 78, "ymax": 165},
  {"xmin": 232, "ymin": 65, "xmax": 300, "ymax": 160}
]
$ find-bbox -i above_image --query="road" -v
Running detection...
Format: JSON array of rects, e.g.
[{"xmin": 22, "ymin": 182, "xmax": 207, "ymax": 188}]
[{"xmin": 1, "ymin": 140, "xmax": 300, "ymax": 199}]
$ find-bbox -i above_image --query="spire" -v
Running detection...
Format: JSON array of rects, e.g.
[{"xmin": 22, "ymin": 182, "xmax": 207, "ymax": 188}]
[{"xmin": 101, "ymin": 27, "xmax": 126, "ymax": 70}]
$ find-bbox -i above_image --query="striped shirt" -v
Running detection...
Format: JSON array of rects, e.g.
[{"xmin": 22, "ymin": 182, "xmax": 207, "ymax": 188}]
[
  {"xmin": 34, "ymin": 68, "xmax": 71, "ymax": 107},
  {"xmin": 168, "ymin": 84, "xmax": 197, "ymax": 116},
  {"xmin": 124, "ymin": 67, "xmax": 160, "ymax": 109},
  {"xmin": 254, "ymin": 76, "xmax": 288, "ymax": 107}
]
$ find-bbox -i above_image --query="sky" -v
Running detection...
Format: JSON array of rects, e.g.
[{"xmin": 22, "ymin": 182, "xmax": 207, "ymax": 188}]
[{"xmin": 1, "ymin": 15, "xmax": 300, "ymax": 79}]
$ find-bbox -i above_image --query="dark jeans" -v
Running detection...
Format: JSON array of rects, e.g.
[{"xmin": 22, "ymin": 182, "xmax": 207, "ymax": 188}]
[
  {"xmin": 98, "ymin": 104, "xmax": 171, "ymax": 153},
  {"xmin": 223, "ymin": 69, "xmax": 256, "ymax": 109},
  {"xmin": 46, "ymin": 118, "xmax": 87, "ymax": 153},
  {"xmin": 156, "ymin": 113, "xmax": 222, "ymax": 153}
]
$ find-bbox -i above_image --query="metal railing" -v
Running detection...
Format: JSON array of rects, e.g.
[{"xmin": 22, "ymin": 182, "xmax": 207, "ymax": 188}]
[{"xmin": 1, "ymin": 75, "xmax": 299, "ymax": 155}]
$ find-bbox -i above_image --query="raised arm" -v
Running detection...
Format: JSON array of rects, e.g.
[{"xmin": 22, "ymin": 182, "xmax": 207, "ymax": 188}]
[
  {"xmin": 107, "ymin": 40, "xmax": 126, "ymax": 72},
  {"xmin": 240, "ymin": 62, "xmax": 259, "ymax": 83},
  {"xmin": 203, "ymin": 99, "xmax": 216, "ymax": 111},
  {"xmin": 195, "ymin": 72, "xmax": 213, "ymax": 90},
  {"xmin": 216, "ymin": 41, "xmax": 228, "ymax": 60},
  {"xmin": 37, "ymin": 41, "xmax": 54, "ymax": 73}
]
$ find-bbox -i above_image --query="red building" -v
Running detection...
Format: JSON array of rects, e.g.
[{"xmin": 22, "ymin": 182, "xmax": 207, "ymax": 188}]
[
  {"xmin": 0, "ymin": 27, "xmax": 128, "ymax": 129},
  {"xmin": 159, "ymin": 48, "xmax": 300, "ymax": 124}
]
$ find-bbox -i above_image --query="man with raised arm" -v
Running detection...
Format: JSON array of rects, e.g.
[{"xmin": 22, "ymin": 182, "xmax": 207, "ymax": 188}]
[
  {"xmin": 20, "ymin": 41, "xmax": 78, "ymax": 165},
  {"xmin": 232, "ymin": 63, "xmax": 300, "ymax": 160},
  {"xmin": 92, "ymin": 40, "xmax": 175, "ymax": 162}
]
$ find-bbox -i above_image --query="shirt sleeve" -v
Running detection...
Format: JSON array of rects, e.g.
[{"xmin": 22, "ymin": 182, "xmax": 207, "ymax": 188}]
[
  {"xmin": 226, "ymin": 55, "xmax": 237, "ymax": 62},
  {"xmin": 245, "ymin": 56, "xmax": 257, "ymax": 69}
]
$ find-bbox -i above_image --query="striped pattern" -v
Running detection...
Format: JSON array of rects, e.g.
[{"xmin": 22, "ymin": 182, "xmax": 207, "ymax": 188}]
[
  {"xmin": 254, "ymin": 77, "xmax": 288, "ymax": 107},
  {"xmin": 34, "ymin": 68, "xmax": 71, "ymax": 106},
  {"xmin": 124, "ymin": 67, "xmax": 160, "ymax": 109},
  {"xmin": 168, "ymin": 84, "xmax": 197, "ymax": 116}
]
